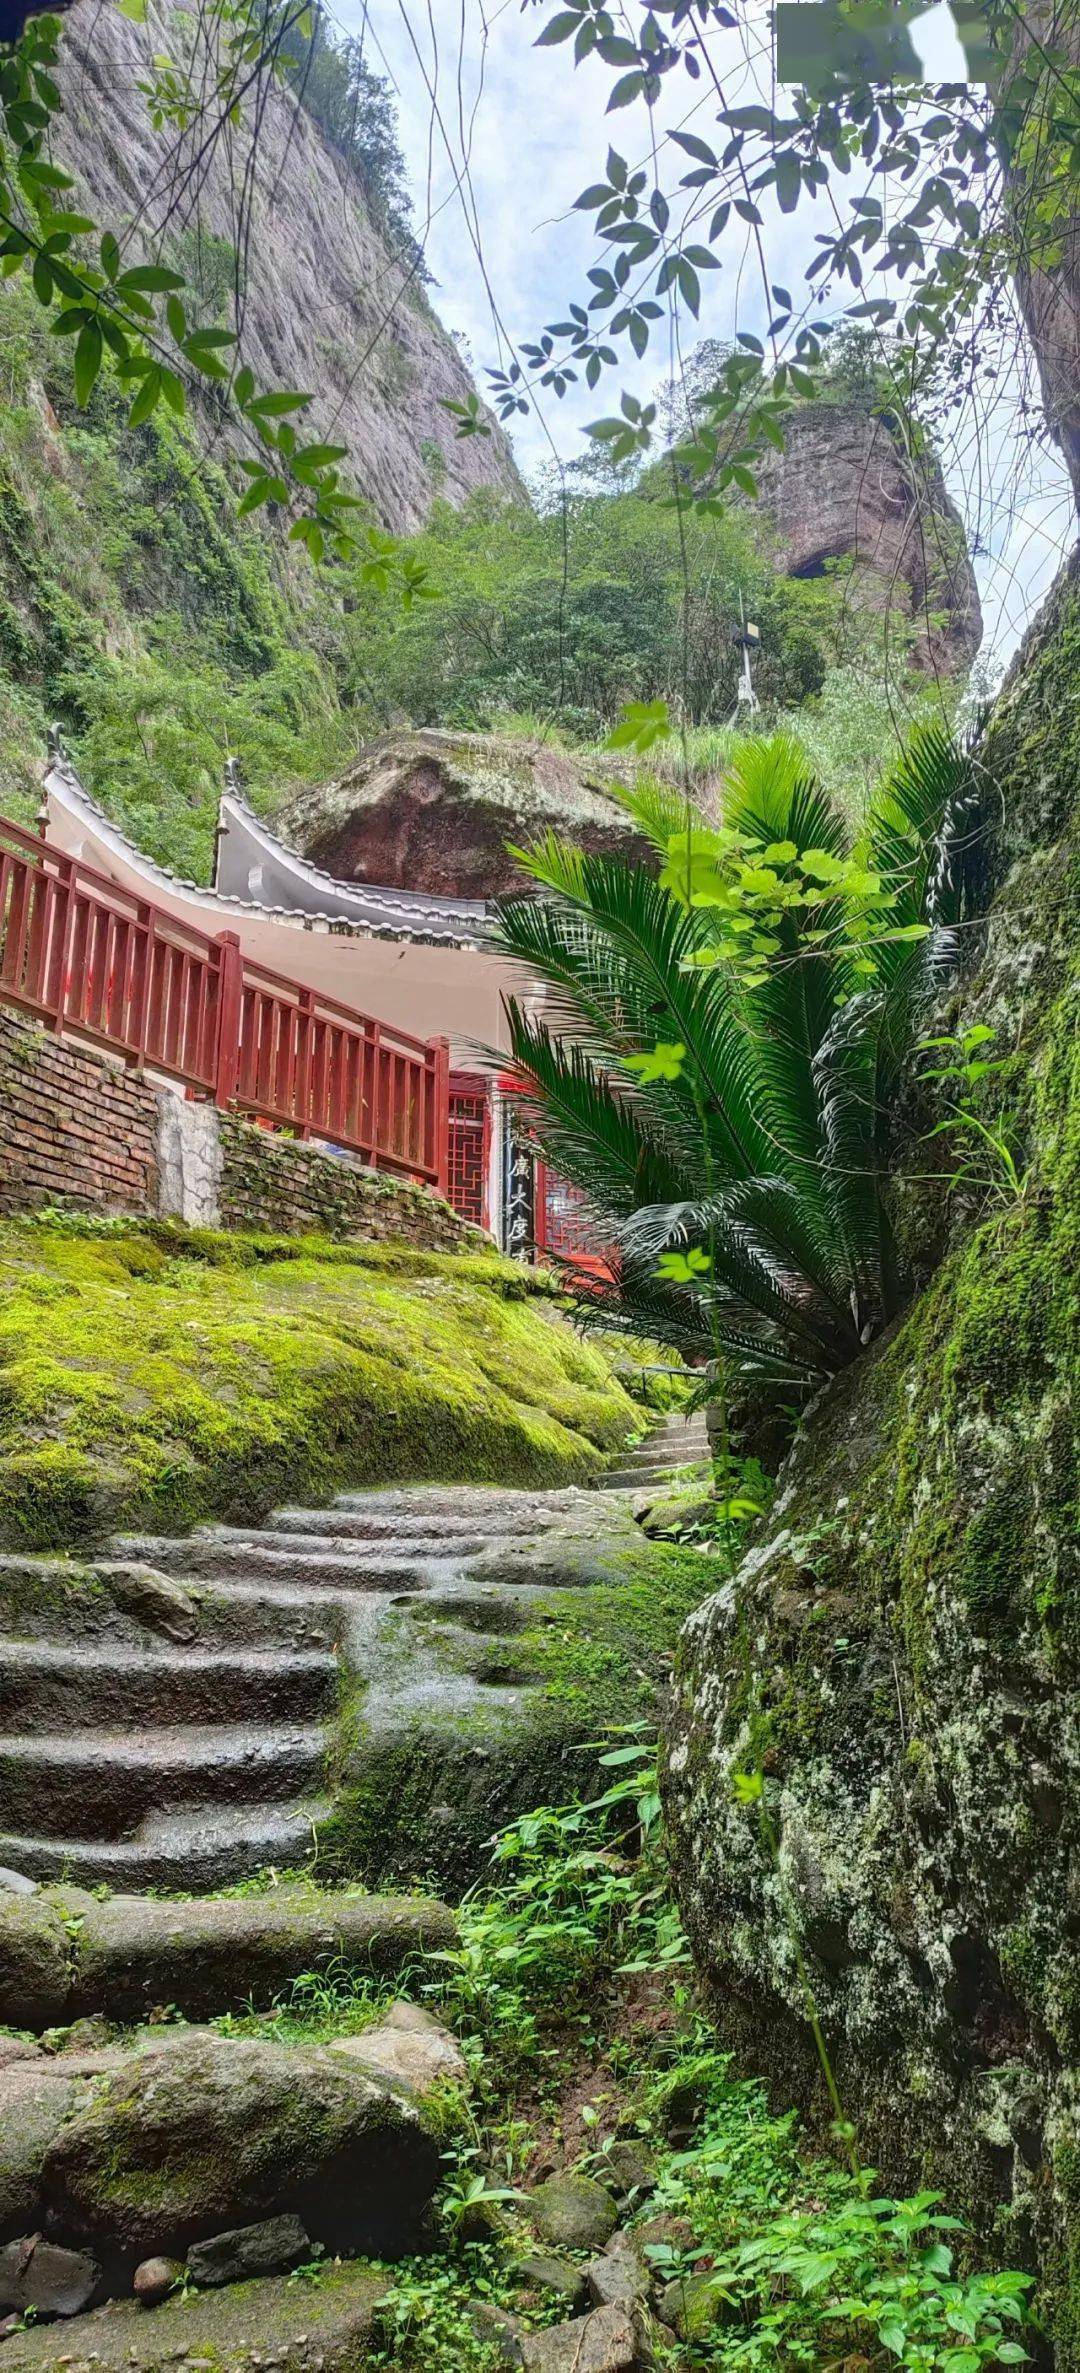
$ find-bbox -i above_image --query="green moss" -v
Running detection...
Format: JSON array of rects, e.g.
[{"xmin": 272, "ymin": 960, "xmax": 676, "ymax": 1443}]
[
  {"xmin": 0, "ymin": 1217, "xmax": 642, "ymax": 1547},
  {"xmin": 321, "ymin": 1538, "xmax": 718, "ymax": 1890}
]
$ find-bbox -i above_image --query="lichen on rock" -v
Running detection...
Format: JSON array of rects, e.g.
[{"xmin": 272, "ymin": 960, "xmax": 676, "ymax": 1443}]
[{"xmin": 662, "ymin": 549, "xmax": 1080, "ymax": 2360}]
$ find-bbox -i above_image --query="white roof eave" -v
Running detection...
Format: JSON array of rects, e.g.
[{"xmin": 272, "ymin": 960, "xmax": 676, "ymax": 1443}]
[{"xmin": 43, "ymin": 758, "xmax": 496, "ymax": 952}]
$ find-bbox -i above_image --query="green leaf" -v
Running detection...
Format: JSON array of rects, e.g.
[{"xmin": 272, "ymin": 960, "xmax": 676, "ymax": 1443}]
[
  {"xmin": 246, "ymin": 388, "xmax": 314, "ymax": 418},
  {"xmin": 622, "ymin": 1041, "xmax": 687, "ymax": 1084},
  {"xmin": 607, "ymin": 71, "xmax": 644, "ymax": 110},
  {"xmin": 116, "ymin": 262, "xmax": 185, "ymax": 293},
  {"xmin": 535, "ymin": 10, "xmax": 580, "ymax": 44},
  {"xmin": 73, "ymin": 316, "xmax": 102, "ymax": 405},
  {"xmin": 127, "ymin": 365, "xmax": 163, "ymax": 426}
]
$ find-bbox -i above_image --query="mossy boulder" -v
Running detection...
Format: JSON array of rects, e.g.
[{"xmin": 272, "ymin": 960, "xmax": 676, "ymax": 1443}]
[
  {"xmin": 663, "ymin": 551, "xmax": 1080, "ymax": 2360},
  {"xmin": 0, "ymin": 1220, "xmax": 643, "ymax": 1548},
  {"xmin": 276, "ymin": 726, "xmax": 644, "ymax": 899},
  {"xmin": 41, "ymin": 2032, "xmax": 442, "ymax": 2263}
]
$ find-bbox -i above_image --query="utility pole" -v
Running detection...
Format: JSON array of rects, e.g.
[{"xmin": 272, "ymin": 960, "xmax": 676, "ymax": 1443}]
[{"xmin": 731, "ymin": 594, "xmax": 761, "ymax": 719}]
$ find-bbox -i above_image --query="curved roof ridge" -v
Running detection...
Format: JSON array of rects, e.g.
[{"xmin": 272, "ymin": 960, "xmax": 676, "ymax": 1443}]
[
  {"xmin": 42, "ymin": 752, "xmax": 493, "ymax": 951},
  {"xmin": 218, "ymin": 790, "xmax": 493, "ymax": 943}
]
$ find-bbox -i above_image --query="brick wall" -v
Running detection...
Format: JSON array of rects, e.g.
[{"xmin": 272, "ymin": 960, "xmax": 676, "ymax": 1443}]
[
  {"xmin": 0, "ymin": 1008, "xmax": 486, "ymax": 1254},
  {"xmin": 0, "ymin": 1009, "xmax": 160, "ymax": 1216},
  {"xmin": 217, "ymin": 1115, "xmax": 486, "ymax": 1251}
]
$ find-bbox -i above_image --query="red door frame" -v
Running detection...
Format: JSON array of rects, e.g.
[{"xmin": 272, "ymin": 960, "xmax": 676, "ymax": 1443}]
[{"xmin": 448, "ymin": 1070, "xmax": 493, "ymax": 1230}]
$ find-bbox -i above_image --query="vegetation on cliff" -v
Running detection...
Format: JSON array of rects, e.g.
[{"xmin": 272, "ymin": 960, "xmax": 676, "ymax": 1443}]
[
  {"xmin": 662, "ymin": 553, "xmax": 1080, "ymax": 2360},
  {"xmin": 0, "ymin": 1216, "xmax": 645, "ymax": 1547},
  {"xmin": 0, "ymin": 275, "xmax": 946, "ymax": 879}
]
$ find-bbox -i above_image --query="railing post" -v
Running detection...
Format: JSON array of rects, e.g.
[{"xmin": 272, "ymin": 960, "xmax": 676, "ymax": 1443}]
[
  {"xmin": 430, "ymin": 1035, "xmax": 451, "ymax": 1199},
  {"xmin": 296, "ymin": 984, "xmax": 315, "ymax": 1139},
  {"xmin": 48, "ymin": 850, "xmax": 75, "ymax": 1036},
  {"xmin": 214, "ymin": 931, "xmax": 243, "ymax": 1110}
]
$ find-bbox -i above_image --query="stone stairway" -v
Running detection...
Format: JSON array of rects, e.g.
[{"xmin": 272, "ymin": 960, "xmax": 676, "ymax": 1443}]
[
  {"xmin": 598, "ymin": 1406, "xmax": 711, "ymax": 1489},
  {"xmin": 0, "ymin": 1431, "xmax": 711, "ymax": 1894}
]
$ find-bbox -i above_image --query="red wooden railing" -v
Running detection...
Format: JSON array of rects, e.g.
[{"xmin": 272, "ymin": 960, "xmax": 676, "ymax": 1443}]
[{"xmin": 0, "ymin": 813, "xmax": 450, "ymax": 1194}]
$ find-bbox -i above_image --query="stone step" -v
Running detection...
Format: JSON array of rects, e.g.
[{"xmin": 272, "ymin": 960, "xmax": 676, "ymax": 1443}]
[
  {"xmin": 0, "ymin": 1881, "xmax": 457, "ymax": 2028},
  {"xmin": 0, "ymin": 1799, "xmax": 333, "ymax": 1890},
  {"xmin": 0, "ymin": 1639, "xmax": 338, "ymax": 1730},
  {"xmin": 0, "ymin": 1555, "xmax": 341, "ymax": 1652},
  {"xmin": 599, "ymin": 1460, "xmax": 710, "ymax": 1489},
  {"xmin": 270, "ymin": 1503, "xmax": 509, "ymax": 1544},
  {"xmin": 333, "ymin": 1484, "xmax": 594, "ymax": 1524},
  {"xmin": 112, "ymin": 1531, "xmax": 466, "ymax": 1590},
  {"xmin": 0, "ymin": 1723, "xmax": 327, "ymax": 1839}
]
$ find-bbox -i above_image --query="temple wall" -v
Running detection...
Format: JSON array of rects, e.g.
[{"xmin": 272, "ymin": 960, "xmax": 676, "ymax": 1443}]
[{"xmin": 0, "ymin": 1010, "xmax": 484, "ymax": 1252}]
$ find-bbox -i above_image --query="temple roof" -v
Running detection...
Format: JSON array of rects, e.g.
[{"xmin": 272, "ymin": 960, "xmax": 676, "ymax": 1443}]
[
  {"xmin": 214, "ymin": 790, "xmax": 493, "ymax": 949},
  {"xmin": 42, "ymin": 749, "xmax": 494, "ymax": 952}
]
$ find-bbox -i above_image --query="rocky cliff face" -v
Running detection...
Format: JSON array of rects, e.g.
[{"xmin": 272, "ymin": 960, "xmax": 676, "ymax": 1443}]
[
  {"xmin": 753, "ymin": 403, "xmax": 982, "ymax": 677},
  {"xmin": 663, "ymin": 553, "xmax": 1080, "ymax": 2357},
  {"xmin": 51, "ymin": 1, "xmax": 522, "ymax": 532},
  {"xmin": 276, "ymin": 729, "xmax": 642, "ymax": 898}
]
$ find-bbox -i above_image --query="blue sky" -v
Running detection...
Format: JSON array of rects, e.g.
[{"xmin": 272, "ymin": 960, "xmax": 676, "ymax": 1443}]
[{"xmin": 344, "ymin": 0, "xmax": 1076, "ymax": 672}]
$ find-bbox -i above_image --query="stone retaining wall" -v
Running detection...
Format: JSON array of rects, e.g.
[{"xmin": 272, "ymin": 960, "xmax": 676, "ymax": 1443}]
[
  {"xmin": 0, "ymin": 1008, "xmax": 483, "ymax": 1251},
  {"xmin": 217, "ymin": 1113, "xmax": 481, "ymax": 1249}
]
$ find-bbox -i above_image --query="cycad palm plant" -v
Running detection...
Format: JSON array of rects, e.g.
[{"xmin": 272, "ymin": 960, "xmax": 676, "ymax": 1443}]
[{"xmin": 492, "ymin": 725, "xmax": 979, "ymax": 1399}]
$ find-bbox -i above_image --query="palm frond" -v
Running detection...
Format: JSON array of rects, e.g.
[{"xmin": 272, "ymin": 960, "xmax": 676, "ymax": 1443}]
[
  {"xmin": 493, "ymin": 720, "xmax": 977, "ymax": 1402},
  {"xmin": 493, "ymin": 860, "xmax": 777, "ymax": 1183},
  {"xmin": 503, "ymin": 1004, "xmax": 688, "ymax": 1218},
  {"xmin": 607, "ymin": 771, "xmax": 704, "ymax": 859}
]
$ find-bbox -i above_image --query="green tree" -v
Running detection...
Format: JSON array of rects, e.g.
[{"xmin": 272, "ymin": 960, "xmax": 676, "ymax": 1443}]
[{"xmin": 492, "ymin": 726, "xmax": 980, "ymax": 1394}]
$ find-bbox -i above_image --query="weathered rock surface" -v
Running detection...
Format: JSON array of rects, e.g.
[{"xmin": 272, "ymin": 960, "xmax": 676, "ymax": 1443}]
[
  {"xmin": 663, "ymin": 550, "xmax": 1080, "ymax": 2357},
  {"xmin": 465, "ymin": 2299, "xmax": 526, "ymax": 2364},
  {"xmin": 512, "ymin": 2253, "xmax": 590, "ymax": 2308},
  {"xmin": 185, "ymin": 2213, "xmax": 310, "ymax": 2289},
  {"xmin": 520, "ymin": 2303, "xmax": 651, "ymax": 2373},
  {"xmin": 528, "ymin": 2174, "xmax": 618, "ymax": 2252},
  {"xmin": 0, "ymin": 1885, "xmax": 456, "ymax": 2029},
  {"xmin": 40, "ymin": 2033, "xmax": 442, "ymax": 2259},
  {"xmin": 1010, "ymin": 3, "xmax": 1080, "ymax": 516},
  {"xmin": 585, "ymin": 2235, "xmax": 649, "ymax": 2311},
  {"xmin": 0, "ymin": 2259, "xmax": 386, "ymax": 2372},
  {"xmin": 656, "ymin": 2274, "xmax": 729, "ymax": 2342},
  {"xmin": 51, "ymin": 5, "xmax": 520, "ymax": 533},
  {"xmin": 328, "ymin": 1999, "xmax": 468, "ymax": 2096},
  {"xmin": 0, "ymin": 2067, "xmax": 90, "ymax": 2238},
  {"xmin": 131, "ymin": 2256, "xmax": 182, "ymax": 2307},
  {"xmin": 0, "ymin": 2237, "xmax": 99, "ymax": 2319},
  {"xmin": 0, "ymin": 1892, "xmax": 79, "ymax": 2029},
  {"xmin": 276, "ymin": 727, "xmax": 643, "ymax": 901},
  {"xmin": 752, "ymin": 403, "xmax": 982, "ymax": 675},
  {"xmin": 594, "ymin": 2143, "xmax": 657, "ymax": 2204}
]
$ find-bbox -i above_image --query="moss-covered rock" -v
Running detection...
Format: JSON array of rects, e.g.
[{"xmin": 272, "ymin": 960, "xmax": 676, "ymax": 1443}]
[
  {"xmin": 41, "ymin": 2032, "xmax": 442, "ymax": 2261},
  {"xmin": 322, "ymin": 1527, "xmax": 717, "ymax": 1889},
  {"xmin": 0, "ymin": 2254, "xmax": 386, "ymax": 2373},
  {"xmin": 0, "ymin": 1219, "xmax": 642, "ymax": 1548},
  {"xmin": 663, "ymin": 552, "xmax": 1080, "ymax": 2360}
]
